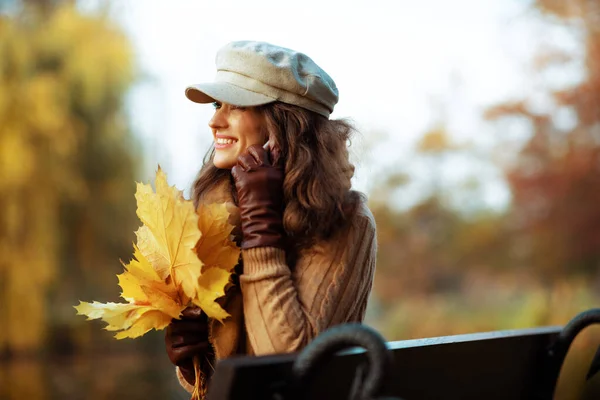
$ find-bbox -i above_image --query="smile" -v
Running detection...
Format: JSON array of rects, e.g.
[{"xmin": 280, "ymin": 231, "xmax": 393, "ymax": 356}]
[
  {"xmin": 215, "ymin": 137, "xmax": 238, "ymax": 145},
  {"xmin": 215, "ymin": 137, "xmax": 238, "ymax": 149}
]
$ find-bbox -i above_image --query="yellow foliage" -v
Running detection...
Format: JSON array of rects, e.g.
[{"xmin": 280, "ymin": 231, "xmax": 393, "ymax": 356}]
[
  {"xmin": 134, "ymin": 168, "xmax": 203, "ymax": 304},
  {"xmin": 416, "ymin": 127, "xmax": 455, "ymax": 154},
  {"xmin": 75, "ymin": 168, "xmax": 239, "ymax": 339},
  {"xmin": 0, "ymin": 2, "xmax": 137, "ymax": 352},
  {"xmin": 195, "ymin": 203, "xmax": 240, "ymax": 272},
  {"xmin": 0, "ymin": 0, "xmax": 150, "ymax": 362},
  {"xmin": 0, "ymin": 130, "xmax": 35, "ymax": 188},
  {"xmin": 194, "ymin": 267, "xmax": 233, "ymax": 322}
]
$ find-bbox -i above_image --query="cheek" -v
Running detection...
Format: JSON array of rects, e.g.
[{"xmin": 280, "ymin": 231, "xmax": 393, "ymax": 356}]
[
  {"xmin": 237, "ymin": 116, "xmax": 266, "ymax": 148},
  {"xmin": 240, "ymin": 131, "xmax": 266, "ymax": 152}
]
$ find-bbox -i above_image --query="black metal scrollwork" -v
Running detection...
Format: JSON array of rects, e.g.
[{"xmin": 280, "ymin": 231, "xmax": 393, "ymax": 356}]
[
  {"xmin": 536, "ymin": 308, "xmax": 600, "ymax": 399},
  {"xmin": 290, "ymin": 323, "xmax": 403, "ymax": 400}
]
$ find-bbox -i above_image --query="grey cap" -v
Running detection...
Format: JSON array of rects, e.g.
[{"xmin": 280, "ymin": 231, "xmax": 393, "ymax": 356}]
[{"xmin": 185, "ymin": 41, "xmax": 339, "ymax": 118}]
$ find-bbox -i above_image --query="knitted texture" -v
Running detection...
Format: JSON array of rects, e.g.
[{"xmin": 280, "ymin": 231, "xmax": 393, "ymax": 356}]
[{"xmin": 175, "ymin": 197, "xmax": 377, "ymax": 395}]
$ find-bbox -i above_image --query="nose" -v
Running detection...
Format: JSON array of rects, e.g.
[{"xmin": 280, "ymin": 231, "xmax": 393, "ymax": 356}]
[{"xmin": 209, "ymin": 107, "xmax": 227, "ymax": 130}]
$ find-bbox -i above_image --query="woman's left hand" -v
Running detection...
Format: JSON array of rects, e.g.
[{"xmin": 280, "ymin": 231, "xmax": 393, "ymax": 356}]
[
  {"xmin": 231, "ymin": 144, "xmax": 285, "ymax": 250},
  {"xmin": 165, "ymin": 307, "xmax": 211, "ymax": 385}
]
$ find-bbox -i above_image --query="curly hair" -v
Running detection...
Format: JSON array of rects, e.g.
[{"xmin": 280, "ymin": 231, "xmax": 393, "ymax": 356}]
[{"xmin": 191, "ymin": 102, "xmax": 360, "ymax": 249}]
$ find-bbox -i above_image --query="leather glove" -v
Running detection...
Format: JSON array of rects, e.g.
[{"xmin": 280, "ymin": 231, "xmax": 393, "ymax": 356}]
[
  {"xmin": 165, "ymin": 307, "xmax": 211, "ymax": 385},
  {"xmin": 231, "ymin": 144, "xmax": 285, "ymax": 250}
]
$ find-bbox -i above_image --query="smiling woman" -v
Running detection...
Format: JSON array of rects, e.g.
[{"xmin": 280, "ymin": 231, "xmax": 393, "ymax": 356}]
[{"xmin": 163, "ymin": 41, "xmax": 377, "ymax": 398}]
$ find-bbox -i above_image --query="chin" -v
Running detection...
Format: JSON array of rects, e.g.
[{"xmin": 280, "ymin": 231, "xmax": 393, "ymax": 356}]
[{"xmin": 213, "ymin": 157, "xmax": 235, "ymax": 170}]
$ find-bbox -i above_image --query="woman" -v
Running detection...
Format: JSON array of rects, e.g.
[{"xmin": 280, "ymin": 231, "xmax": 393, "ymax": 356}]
[{"xmin": 164, "ymin": 41, "xmax": 377, "ymax": 395}]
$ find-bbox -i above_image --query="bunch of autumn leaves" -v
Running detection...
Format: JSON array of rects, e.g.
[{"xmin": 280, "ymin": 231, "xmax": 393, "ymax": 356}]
[{"xmin": 75, "ymin": 168, "xmax": 239, "ymax": 339}]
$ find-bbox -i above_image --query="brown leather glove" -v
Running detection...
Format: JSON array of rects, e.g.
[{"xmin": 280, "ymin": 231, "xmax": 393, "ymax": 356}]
[
  {"xmin": 231, "ymin": 144, "xmax": 285, "ymax": 250},
  {"xmin": 165, "ymin": 307, "xmax": 211, "ymax": 385}
]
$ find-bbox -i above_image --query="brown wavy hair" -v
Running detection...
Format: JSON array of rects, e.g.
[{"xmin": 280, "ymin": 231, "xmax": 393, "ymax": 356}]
[{"xmin": 191, "ymin": 102, "xmax": 361, "ymax": 249}]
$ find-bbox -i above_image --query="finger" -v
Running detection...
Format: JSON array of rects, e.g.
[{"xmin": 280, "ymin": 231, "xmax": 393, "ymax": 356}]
[
  {"xmin": 169, "ymin": 320, "xmax": 209, "ymax": 335},
  {"xmin": 237, "ymin": 153, "xmax": 258, "ymax": 170},
  {"xmin": 247, "ymin": 144, "xmax": 270, "ymax": 166},
  {"xmin": 170, "ymin": 332, "xmax": 208, "ymax": 348},
  {"xmin": 270, "ymin": 143, "xmax": 283, "ymax": 168},
  {"xmin": 231, "ymin": 165, "xmax": 241, "ymax": 181},
  {"xmin": 167, "ymin": 320, "xmax": 208, "ymax": 347},
  {"xmin": 170, "ymin": 342, "xmax": 211, "ymax": 366},
  {"xmin": 180, "ymin": 307, "xmax": 205, "ymax": 320}
]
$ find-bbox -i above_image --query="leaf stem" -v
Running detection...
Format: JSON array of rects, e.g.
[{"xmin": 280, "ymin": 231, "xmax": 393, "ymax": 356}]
[{"xmin": 190, "ymin": 355, "xmax": 206, "ymax": 400}]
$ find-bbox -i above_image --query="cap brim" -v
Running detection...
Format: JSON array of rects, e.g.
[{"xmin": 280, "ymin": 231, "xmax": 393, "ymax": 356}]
[{"xmin": 185, "ymin": 82, "xmax": 276, "ymax": 107}]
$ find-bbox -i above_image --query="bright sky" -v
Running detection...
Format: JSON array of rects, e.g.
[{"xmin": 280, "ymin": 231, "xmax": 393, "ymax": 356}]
[{"xmin": 101, "ymin": 0, "xmax": 574, "ymax": 210}]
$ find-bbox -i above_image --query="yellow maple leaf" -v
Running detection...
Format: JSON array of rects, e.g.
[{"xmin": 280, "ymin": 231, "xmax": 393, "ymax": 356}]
[
  {"xmin": 74, "ymin": 247, "xmax": 184, "ymax": 339},
  {"xmin": 118, "ymin": 245, "xmax": 179, "ymax": 303},
  {"xmin": 117, "ymin": 272, "xmax": 147, "ymax": 302},
  {"xmin": 192, "ymin": 267, "xmax": 232, "ymax": 322},
  {"xmin": 74, "ymin": 301, "xmax": 173, "ymax": 339},
  {"xmin": 114, "ymin": 310, "xmax": 173, "ymax": 339},
  {"xmin": 95, "ymin": 304, "xmax": 151, "ymax": 332},
  {"xmin": 134, "ymin": 167, "xmax": 203, "ymax": 304},
  {"xmin": 195, "ymin": 203, "xmax": 240, "ymax": 272},
  {"xmin": 75, "ymin": 167, "xmax": 237, "ymax": 340}
]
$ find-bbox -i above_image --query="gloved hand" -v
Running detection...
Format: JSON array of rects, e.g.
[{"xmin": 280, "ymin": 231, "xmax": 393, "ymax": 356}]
[
  {"xmin": 231, "ymin": 144, "xmax": 286, "ymax": 250},
  {"xmin": 165, "ymin": 307, "xmax": 211, "ymax": 385}
]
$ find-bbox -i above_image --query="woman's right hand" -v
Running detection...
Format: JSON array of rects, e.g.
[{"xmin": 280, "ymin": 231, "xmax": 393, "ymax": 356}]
[
  {"xmin": 231, "ymin": 144, "xmax": 286, "ymax": 250},
  {"xmin": 165, "ymin": 307, "xmax": 211, "ymax": 384}
]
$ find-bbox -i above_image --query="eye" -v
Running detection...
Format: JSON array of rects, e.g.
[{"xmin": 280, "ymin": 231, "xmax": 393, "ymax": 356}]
[{"xmin": 212, "ymin": 102, "xmax": 222, "ymax": 110}]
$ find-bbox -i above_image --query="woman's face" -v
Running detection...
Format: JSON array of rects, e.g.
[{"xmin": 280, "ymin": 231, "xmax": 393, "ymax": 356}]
[{"xmin": 208, "ymin": 102, "xmax": 266, "ymax": 169}]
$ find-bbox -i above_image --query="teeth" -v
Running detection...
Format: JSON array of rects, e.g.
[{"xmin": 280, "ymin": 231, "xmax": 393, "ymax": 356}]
[{"xmin": 216, "ymin": 138, "xmax": 237, "ymax": 145}]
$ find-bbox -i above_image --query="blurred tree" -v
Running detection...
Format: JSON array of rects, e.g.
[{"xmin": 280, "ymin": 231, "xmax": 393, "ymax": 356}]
[
  {"xmin": 372, "ymin": 196, "xmax": 461, "ymax": 299},
  {"xmin": 416, "ymin": 126, "xmax": 458, "ymax": 154},
  {"xmin": 486, "ymin": 0, "xmax": 600, "ymax": 281},
  {"xmin": 416, "ymin": 125, "xmax": 467, "ymax": 195},
  {"xmin": 363, "ymin": 3, "xmax": 600, "ymax": 395},
  {"xmin": 370, "ymin": 124, "xmax": 510, "ymax": 305},
  {"xmin": 371, "ymin": 193, "xmax": 510, "ymax": 304},
  {"xmin": 0, "ymin": 1, "xmax": 140, "ymax": 356}
]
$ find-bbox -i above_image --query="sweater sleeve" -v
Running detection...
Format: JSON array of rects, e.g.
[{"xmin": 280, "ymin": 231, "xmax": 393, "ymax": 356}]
[{"xmin": 239, "ymin": 205, "xmax": 377, "ymax": 355}]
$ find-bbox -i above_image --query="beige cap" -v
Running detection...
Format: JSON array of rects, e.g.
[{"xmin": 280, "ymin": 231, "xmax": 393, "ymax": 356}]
[{"xmin": 185, "ymin": 41, "xmax": 339, "ymax": 118}]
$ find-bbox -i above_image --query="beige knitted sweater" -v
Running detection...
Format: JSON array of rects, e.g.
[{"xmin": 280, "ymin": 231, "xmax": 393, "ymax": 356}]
[{"xmin": 176, "ymin": 187, "xmax": 377, "ymax": 394}]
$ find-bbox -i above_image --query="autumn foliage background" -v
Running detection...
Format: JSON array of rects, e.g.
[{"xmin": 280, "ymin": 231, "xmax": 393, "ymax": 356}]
[{"xmin": 1, "ymin": 1, "xmax": 600, "ymax": 399}]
